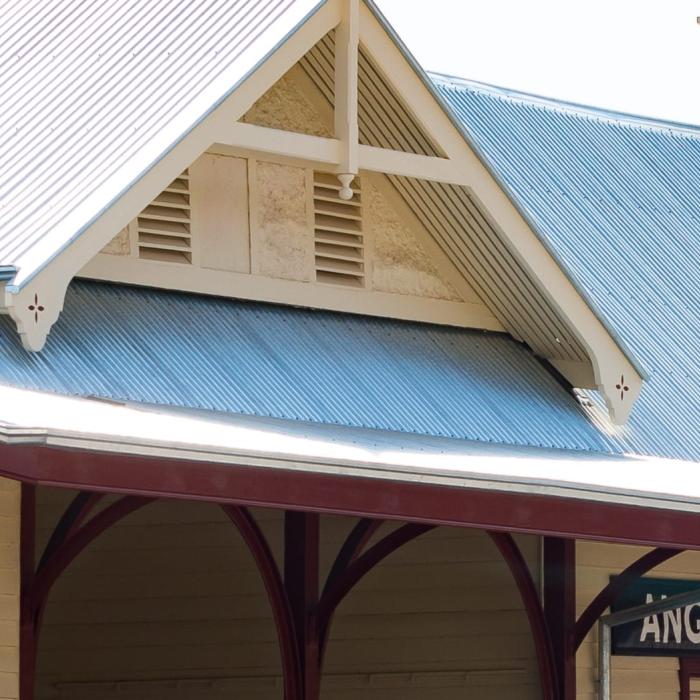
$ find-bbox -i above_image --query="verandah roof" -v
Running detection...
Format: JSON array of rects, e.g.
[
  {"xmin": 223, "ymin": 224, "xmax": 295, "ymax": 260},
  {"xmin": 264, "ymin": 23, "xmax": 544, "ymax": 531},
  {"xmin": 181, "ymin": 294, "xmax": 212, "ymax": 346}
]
[{"xmin": 0, "ymin": 281, "xmax": 612, "ymax": 454}]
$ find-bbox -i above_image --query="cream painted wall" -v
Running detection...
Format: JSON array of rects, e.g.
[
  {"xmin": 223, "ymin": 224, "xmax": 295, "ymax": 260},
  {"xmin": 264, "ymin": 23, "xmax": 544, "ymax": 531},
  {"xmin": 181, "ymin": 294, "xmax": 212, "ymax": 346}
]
[
  {"xmin": 34, "ymin": 488, "xmax": 540, "ymax": 700},
  {"xmin": 576, "ymin": 541, "xmax": 700, "ymax": 700},
  {"xmin": 88, "ymin": 67, "xmax": 501, "ymax": 333},
  {"xmin": 0, "ymin": 479, "xmax": 20, "ymax": 700}
]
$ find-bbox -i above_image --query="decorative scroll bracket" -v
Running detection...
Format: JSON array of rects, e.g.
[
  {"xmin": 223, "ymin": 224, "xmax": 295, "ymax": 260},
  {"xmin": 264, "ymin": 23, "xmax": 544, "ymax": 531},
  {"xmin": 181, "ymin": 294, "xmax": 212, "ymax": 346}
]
[{"xmin": 5, "ymin": 275, "xmax": 69, "ymax": 352}]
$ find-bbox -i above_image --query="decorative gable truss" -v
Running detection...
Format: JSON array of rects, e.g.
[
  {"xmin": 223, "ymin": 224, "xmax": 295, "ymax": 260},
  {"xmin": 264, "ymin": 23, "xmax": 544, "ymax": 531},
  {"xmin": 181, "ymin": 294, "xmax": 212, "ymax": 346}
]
[{"xmin": 1, "ymin": 0, "xmax": 643, "ymax": 424}]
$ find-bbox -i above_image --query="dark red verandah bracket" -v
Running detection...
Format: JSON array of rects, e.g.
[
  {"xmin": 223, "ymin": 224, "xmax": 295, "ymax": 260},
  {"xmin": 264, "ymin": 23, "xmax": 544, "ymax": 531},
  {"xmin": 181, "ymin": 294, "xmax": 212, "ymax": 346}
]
[
  {"xmin": 316, "ymin": 522, "xmax": 559, "ymax": 700},
  {"xmin": 574, "ymin": 546, "xmax": 682, "ymax": 649},
  {"xmin": 490, "ymin": 532, "xmax": 558, "ymax": 700},
  {"xmin": 20, "ymin": 486, "xmax": 561, "ymax": 700},
  {"xmin": 317, "ymin": 517, "xmax": 384, "ymax": 663},
  {"xmin": 316, "ymin": 521, "xmax": 434, "ymax": 645},
  {"xmin": 20, "ymin": 487, "xmax": 153, "ymax": 700},
  {"xmin": 221, "ymin": 505, "xmax": 303, "ymax": 700}
]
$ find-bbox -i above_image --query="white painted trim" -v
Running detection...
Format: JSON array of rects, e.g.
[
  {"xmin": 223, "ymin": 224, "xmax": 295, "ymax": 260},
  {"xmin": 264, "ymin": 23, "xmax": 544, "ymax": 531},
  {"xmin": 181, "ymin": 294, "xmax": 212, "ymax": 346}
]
[
  {"xmin": 219, "ymin": 123, "xmax": 341, "ymax": 164},
  {"xmin": 359, "ymin": 144, "xmax": 457, "ymax": 182},
  {"xmin": 79, "ymin": 254, "xmax": 503, "ymax": 332},
  {"xmin": 334, "ymin": 0, "xmax": 359, "ymax": 178},
  {"xmin": 247, "ymin": 158, "xmax": 262, "ymax": 276},
  {"xmin": 216, "ymin": 125, "xmax": 461, "ymax": 184},
  {"xmin": 3, "ymin": 0, "xmax": 343, "ymax": 351},
  {"xmin": 357, "ymin": 1, "xmax": 642, "ymax": 423}
]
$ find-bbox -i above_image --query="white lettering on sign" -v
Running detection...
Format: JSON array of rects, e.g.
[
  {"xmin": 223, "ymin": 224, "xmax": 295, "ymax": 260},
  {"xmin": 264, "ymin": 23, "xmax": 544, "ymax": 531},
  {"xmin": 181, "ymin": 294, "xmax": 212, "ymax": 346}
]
[
  {"xmin": 640, "ymin": 593, "xmax": 661, "ymax": 643},
  {"xmin": 663, "ymin": 607, "xmax": 682, "ymax": 643},
  {"xmin": 686, "ymin": 604, "xmax": 700, "ymax": 644},
  {"xmin": 639, "ymin": 593, "xmax": 700, "ymax": 645}
]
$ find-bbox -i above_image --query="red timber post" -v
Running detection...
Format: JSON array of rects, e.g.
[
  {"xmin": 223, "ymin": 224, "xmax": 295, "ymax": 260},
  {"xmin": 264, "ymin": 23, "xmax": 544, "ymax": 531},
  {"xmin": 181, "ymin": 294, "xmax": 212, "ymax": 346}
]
[
  {"xmin": 543, "ymin": 537, "xmax": 576, "ymax": 700},
  {"xmin": 284, "ymin": 511, "xmax": 321, "ymax": 700}
]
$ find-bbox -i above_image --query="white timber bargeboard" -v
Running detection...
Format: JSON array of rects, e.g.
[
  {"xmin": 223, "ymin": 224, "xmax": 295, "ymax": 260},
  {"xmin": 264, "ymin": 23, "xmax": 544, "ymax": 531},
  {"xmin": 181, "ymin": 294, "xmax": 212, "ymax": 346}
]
[
  {"xmin": 293, "ymin": 36, "xmax": 589, "ymax": 357},
  {"xmin": 2, "ymin": 0, "xmax": 343, "ymax": 352},
  {"xmin": 354, "ymin": 1, "xmax": 642, "ymax": 423},
  {"xmin": 5, "ymin": 0, "xmax": 641, "ymax": 424}
]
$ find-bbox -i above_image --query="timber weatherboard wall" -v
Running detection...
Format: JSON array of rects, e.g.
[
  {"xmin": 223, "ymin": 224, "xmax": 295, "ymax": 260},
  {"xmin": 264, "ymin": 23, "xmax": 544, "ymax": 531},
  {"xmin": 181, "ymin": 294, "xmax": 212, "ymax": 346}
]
[
  {"xmin": 0, "ymin": 479, "xmax": 20, "ymax": 700},
  {"xmin": 35, "ymin": 489, "xmax": 540, "ymax": 700},
  {"xmin": 575, "ymin": 542, "xmax": 700, "ymax": 699}
]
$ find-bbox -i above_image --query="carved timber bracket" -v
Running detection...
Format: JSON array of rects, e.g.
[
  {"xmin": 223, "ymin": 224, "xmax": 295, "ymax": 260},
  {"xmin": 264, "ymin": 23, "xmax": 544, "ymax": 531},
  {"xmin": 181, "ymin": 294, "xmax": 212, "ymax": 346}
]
[
  {"xmin": 598, "ymin": 362, "xmax": 643, "ymax": 426},
  {"xmin": 5, "ymin": 274, "xmax": 69, "ymax": 352}
]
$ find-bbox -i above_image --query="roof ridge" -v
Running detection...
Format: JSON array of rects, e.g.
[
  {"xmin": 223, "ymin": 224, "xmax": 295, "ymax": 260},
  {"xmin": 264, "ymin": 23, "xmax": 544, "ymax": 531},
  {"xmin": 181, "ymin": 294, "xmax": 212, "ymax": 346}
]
[{"xmin": 430, "ymin": 72, "xmax": 700, "ymax": 138}]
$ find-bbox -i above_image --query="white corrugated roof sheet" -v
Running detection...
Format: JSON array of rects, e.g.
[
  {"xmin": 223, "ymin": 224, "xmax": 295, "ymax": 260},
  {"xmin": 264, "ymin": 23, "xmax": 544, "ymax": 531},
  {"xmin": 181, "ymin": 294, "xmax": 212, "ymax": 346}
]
[{"xmin": 0, "ymin": 0, "xmax": 322, "ymax": 287}]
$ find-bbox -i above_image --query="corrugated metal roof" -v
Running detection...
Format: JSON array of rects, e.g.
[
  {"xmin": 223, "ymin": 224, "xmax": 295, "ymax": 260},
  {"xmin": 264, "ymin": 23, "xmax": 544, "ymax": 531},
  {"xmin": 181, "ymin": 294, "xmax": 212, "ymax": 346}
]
[
  {"xmin": 0, "ymin": 281, "xmax": 616, "ymax": 454},
  {"xmin": 0, "ymin": 0, "xmax": 323, "ymax": 287},
  {"xmin": 434, "ymin": 75, "xmax": 700, "ymax": 461}
]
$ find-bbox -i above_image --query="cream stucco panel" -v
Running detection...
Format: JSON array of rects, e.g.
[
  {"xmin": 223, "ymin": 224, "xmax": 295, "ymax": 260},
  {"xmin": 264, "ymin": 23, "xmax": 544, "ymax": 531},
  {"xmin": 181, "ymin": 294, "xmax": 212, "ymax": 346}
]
[
  {"xmin": 368, "ymin": 182, "xmax": 462, "ymax": 302},
  {"xmin": 251, "ymin": 161, "xmax": 314, "ymax": 282},
  {"xmin": 242, "ymin": 71, "xmax": 333, "ymax": 138},
  {"xmin": 99, "ymin": 227, "xmax": 130, "ymax": 257}
]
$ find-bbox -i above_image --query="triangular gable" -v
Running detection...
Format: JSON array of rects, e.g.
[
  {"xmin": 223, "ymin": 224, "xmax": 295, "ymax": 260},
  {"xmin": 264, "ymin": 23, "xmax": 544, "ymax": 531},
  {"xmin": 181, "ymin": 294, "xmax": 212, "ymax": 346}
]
[{"xmin": 0, "ymin": 0, "xmax": 643, "ymax": 424}]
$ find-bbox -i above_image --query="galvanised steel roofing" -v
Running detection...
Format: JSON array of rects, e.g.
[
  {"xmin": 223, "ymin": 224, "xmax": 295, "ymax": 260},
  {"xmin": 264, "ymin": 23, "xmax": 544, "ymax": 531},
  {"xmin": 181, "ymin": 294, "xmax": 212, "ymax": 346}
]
[
  {"xmin": 0, "ymin": 0, "xmax": 322, "ymax": 287},
  {"xmin": 0, "ymin": 281, "xmax": 616, "ymax": 455},
  {"xmin": 434, "ymin": 76, "xmax": 700, "ymax": 462}
]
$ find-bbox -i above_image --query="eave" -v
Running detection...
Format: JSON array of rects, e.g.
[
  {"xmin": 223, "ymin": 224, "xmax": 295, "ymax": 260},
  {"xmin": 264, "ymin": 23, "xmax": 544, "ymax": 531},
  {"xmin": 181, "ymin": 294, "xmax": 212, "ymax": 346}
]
[{"xmin": 0, "ymin": 386, "xmax": 699, "ymax": 549}]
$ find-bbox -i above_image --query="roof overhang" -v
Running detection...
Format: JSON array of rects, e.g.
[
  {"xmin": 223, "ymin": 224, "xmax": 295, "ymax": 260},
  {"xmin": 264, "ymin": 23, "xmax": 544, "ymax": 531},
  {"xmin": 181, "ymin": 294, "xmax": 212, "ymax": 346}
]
[{"xmin": 1, "ymin": 384, "xmax": 700, "ymax": 541}]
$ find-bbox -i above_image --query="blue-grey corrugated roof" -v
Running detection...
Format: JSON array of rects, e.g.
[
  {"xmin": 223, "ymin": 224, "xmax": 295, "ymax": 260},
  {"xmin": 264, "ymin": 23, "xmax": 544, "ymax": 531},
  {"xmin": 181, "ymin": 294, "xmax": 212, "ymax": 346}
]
[
  {"xmin": 0, "ymin": 281, "xmax": 616, "ymax": 454},
  {"xmin": 433, "ymin": 75, "xmax": 700, "ymax": 461}
]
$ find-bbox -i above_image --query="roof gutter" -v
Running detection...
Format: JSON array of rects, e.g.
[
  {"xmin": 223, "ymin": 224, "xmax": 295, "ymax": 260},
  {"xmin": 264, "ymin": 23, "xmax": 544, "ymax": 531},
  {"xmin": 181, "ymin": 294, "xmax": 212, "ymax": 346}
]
[
  {"xmin": 0, "ymin": 266, "xmax": 17, "ymax": 284},
  {"xmin": 1, "ymin": 416, "xmax": 700, "ymax": 517}
]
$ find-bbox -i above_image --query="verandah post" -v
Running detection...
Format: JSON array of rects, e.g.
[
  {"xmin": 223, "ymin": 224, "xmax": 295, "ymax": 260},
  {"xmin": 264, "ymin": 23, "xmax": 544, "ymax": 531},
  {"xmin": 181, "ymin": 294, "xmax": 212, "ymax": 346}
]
[
  {"xmin": 543, "ymin": 537, "xmax": 576, "ymax": 699},
  {"xmin": 284, "ymin": 511, "xmax": 320, "ymax": 700},
  {"xmin": 19, "ymin": 484, "xmax": 34, "ymax": 700}
]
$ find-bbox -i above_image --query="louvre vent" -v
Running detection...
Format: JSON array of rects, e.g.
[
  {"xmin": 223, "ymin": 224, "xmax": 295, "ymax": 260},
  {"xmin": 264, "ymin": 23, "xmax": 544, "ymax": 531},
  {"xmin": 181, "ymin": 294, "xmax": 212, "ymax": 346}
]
[
  {"xmin": 137, "ymin": 170, "xmax": 192, "ymax": 264},
  {"xmin": 313, "ymin": 172, "xmax": 364, "ymax": 287}
]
